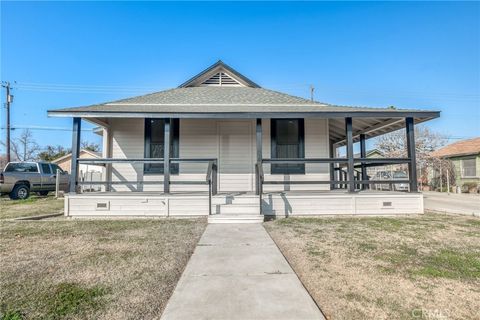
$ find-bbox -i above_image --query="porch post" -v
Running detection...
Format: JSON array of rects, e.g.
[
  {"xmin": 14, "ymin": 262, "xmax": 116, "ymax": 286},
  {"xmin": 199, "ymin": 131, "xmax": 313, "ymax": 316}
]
[
  {"xmin": 329, "ymin": 141, "xmax": 335, "ymax": 190},
  {"xmin": 406, "ymin": 117, "xmax": 418, "ymax": 192},
  {"xmin": 69, "ymin": 117, "xmax": 81, "ymax": 193},
  {"xmin": 163, "ymin": 118, "xmax": 171, "ymax": 193},
  {"xmin": 256, "ymin": 118, "xmax": 262, "ymax": 195},
  {"xmin": 359, "ymin": 134, "xmax": 368, "ymax": 190},
  {"xmin": 345, "ymin": 117, "xmax": 355, "ymax": 192}
]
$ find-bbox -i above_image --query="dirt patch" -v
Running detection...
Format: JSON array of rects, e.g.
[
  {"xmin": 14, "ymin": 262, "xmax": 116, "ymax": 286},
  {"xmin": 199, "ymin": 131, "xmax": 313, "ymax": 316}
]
[
  {"xmin": 0, "ymin": 218, "xmax": 207, "ymax": 319},
  {"xmin": 265, "ymin": 213, "xmax": 480, "ymax": 320},
  {"xmin": 0, "ymin": 195, "xmax": 64, "ymax": 219}
]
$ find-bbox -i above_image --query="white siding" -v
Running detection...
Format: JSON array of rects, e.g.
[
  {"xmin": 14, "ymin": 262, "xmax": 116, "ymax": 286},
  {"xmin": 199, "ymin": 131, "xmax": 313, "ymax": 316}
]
[
  {"xmin": 65, "ymin": 192, "xmax": 423, "ymax": 217},
  {"xmin": 107, "ymin": 117, "xmax": 330, "ymax": 193},
  {"xmin": 262, "ymin": 193, "xmax": 424, "ymax": 217},
  {"xmin": 110, "ymin": 118, "xmax": 145, "ymax": 192}
]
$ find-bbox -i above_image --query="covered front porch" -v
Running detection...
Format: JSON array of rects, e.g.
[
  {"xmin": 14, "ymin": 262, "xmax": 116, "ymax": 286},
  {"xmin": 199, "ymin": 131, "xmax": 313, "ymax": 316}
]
[{"xmin": 60, "ymin": 114, "xmax": 428, "ymax": 220}]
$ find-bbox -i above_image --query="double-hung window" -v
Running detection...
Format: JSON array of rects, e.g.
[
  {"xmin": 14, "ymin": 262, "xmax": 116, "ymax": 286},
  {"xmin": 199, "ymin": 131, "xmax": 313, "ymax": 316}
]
[
  {"xmin": 271, "ymin": 119, "xmax": 305, "ymax": 174},
  {"xmin": 144, "ymin": 119, "xmax": 179, "ymax": 174},
  {"xmin": 461, "ymin": 158, "xmax": 477, "ymax": 177}
]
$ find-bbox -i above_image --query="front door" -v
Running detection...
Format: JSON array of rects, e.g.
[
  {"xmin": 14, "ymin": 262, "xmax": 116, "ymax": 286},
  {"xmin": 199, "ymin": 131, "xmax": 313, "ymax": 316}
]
[{"xmin": 218, "ymin": 121, "xmax": 253, "ymax": 192}]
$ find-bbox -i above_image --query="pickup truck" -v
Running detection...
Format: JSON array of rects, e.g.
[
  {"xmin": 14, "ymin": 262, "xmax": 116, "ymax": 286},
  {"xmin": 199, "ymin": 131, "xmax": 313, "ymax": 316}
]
[{"xmin": 0, "ymin": 162, "xmax": 69, "ymax": 200}]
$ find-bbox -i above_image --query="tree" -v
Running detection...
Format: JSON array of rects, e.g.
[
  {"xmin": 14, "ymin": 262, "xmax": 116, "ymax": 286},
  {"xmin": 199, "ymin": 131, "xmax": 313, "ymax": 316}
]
[
  {"xmin": 375, "ymin": 125, "xmax": 447, "ymax": 162},
  {"xmin": 2, "ymin": 129, "xmax": 42, "ymax": 161},
  {"xmin": 38, "ymin": 145, "xmax": 70, "ymax": 162},
  {"xmin": 374, "ymin": 125, "xmax": 448, "ymax": 187},
  {"xmin": 81, "ymin": 141, "xmax": 100, "ymax": 152}
]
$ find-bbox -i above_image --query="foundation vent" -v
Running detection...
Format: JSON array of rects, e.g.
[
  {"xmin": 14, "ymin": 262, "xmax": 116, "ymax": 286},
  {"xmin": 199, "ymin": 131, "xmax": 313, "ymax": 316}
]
[{"xmin": 96, "ymin": 202, "xmax": 110, "ymax": 211}]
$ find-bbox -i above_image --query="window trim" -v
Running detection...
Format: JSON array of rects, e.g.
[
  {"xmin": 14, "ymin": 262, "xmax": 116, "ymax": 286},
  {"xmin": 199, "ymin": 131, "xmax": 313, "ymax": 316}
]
[
  {"xmin": 461, "ymin": 158, "xmax": 477, "ymax": 178},
  {"xmin": 144, "ymin": 119, "xmax": 180, "ymax": 175},
  {"xmin": 270, "ymin": 118, "xmax": 305, "ymax": 175}
]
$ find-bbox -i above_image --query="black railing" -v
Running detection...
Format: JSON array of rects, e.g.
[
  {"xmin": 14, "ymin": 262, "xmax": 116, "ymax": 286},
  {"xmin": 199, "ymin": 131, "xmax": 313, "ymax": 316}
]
[
  {"xmin": 257, "ymin": 157, "xmax": 414, "ymax": 203},
  {"xmin": 76, "ymin": 157, "xmax": 218, "ymax": 215}
]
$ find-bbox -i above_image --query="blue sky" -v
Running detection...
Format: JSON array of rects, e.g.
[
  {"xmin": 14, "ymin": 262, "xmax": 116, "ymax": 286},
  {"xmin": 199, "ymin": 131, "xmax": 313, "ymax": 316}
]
[{"xmin": 1, "ymin": 1, "xmax": 479, "ymax": 153}]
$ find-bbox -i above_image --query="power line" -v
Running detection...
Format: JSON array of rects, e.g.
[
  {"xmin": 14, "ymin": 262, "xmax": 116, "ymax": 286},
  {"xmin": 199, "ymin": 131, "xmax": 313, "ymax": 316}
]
[{"xmin": 0, "ymin": 126, "xmax": 95, "ymax": 132}]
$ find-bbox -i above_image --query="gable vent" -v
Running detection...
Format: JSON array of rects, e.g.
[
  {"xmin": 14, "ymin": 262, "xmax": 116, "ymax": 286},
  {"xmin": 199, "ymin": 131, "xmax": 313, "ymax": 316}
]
[{"xmin": 201, "ymin": 72, "xmax": 242, "ymax": 87}]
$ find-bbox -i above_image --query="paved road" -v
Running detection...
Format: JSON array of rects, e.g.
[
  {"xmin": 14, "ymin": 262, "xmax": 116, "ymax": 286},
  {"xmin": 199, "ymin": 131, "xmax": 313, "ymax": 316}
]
[
  {"xmin": 161, "ymin": 224, "xmax": 325, "ymax": 320},
  {"xmin": 423, "ymin": 191, "xmax": 480, "ymax": 216}
]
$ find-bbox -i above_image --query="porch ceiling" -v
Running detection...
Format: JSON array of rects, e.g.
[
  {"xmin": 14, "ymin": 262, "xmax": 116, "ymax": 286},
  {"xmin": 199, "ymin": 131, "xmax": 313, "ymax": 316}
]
[{"xmin": 329, "ymin": 117, "xmax": 422, "ymax": 146}]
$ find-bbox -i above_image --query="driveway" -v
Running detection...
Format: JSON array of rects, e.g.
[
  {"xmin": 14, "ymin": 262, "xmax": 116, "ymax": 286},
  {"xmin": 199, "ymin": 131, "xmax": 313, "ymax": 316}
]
[
  {"xmin": 423, "ymin": 191, "xmax": 480, "ymax": 216},
  {"xmin": 161, "ymin": 224, "xmax": 325, "ymax": 320}
]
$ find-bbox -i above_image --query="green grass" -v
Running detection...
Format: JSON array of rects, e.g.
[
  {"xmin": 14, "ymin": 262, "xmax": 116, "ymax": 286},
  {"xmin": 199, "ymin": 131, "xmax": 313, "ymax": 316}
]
[
  {"xmin": 413, "ymin": 250, "xmax": 480, "ymax": 280},
  {"xmin": 1, "ymin": 283, "xmax": 106, "ymax": 320},
  {"xmin": 0, "ymin": 196, "xmax": 63, "ymax": 220}
]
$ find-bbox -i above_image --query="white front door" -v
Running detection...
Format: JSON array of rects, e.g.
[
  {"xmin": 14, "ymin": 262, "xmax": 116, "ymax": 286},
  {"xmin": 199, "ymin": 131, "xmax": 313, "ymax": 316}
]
[{"xmin": 218, "ymin": 121, "xmax": 253, "ymax": 192}]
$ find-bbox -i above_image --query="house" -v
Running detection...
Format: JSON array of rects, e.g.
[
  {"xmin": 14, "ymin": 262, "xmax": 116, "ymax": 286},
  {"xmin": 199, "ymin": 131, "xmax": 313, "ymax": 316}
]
[
  {"xmin": 52, "ymin": 149, "xmax": 104, "ymax": 192},
  {"xmin": 431, "ymin": 137, "xmax": 480, "ymax": 193},
  {"xmin": 48, "ymin": 61, "xmax": 440, "ymax": 221}
]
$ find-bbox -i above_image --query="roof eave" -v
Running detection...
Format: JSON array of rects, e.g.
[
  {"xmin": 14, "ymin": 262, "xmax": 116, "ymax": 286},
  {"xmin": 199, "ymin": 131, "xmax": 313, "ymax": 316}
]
[{"xmin": 48, "ymin": 110, "xmax": 440, "ymax": 119}]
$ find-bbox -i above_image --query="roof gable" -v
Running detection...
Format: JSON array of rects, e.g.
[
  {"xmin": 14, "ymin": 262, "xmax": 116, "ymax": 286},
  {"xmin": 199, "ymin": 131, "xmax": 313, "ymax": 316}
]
[{"xmin": 179, "ymin": 60, "xmax": 260, "ymax": 88}]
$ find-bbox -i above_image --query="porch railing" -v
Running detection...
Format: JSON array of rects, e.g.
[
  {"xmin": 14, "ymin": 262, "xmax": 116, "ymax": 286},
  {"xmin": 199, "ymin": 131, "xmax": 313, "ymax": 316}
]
[
  {"xmin": 256, "ymin": 157, "xmax": 413, "ymax": 212},
  {"xmin": 75, "ymin": 157, "xmax": 218, "ymax": 215}
]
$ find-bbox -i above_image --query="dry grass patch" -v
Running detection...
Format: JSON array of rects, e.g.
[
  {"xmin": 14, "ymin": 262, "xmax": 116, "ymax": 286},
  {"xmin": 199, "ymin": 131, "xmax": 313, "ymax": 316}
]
[
  {"xmin": 0, "ymin": 218, "xmax": 207, "ymax": 319},
  {"xmin": 0, "ymin": 195, "xmax": 63, "ymax": 219},
  {"xmin": 265, "ymin": 213, "xmax": 480, "ymax": 320}
]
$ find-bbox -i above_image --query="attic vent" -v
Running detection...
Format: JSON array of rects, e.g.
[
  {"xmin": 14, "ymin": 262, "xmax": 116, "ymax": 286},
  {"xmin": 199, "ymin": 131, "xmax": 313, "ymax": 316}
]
[{"xmin": 201, "ymin": 72, "xmax": 241, "ymax": 86}]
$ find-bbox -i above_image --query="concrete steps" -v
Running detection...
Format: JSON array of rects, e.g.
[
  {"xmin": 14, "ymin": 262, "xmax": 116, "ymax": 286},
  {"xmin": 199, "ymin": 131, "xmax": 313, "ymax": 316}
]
[
  {"xmin": 217, "ymin": 204, "xmax": 260, "ymax": 215},
  {"xmin": 209, "ymin": 193, "xmax": 262, "ymax": 223},
  {"xmin": 208, "ymin": 214, "xmax": 264, "ymax": 224}
]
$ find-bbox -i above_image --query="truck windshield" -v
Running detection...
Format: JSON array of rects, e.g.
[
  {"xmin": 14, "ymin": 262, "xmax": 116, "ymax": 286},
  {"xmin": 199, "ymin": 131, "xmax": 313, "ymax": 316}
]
[
  {"xmin": 5, "ymin": 163, "xmax": 38, "ymax": 173},
  {"xmin": 393, "ymin": 171, "xmax": 407, "ymax": 179}
]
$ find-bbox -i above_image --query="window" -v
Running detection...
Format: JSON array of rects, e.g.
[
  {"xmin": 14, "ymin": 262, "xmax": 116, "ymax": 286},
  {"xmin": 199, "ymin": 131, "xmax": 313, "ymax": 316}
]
[
  {"xmin": 462, "ymin": 158, "xmax": 477, "ymax": 177},
  {"xmin": 144, "ymin": 119, "xmax": 179, "ymax": 174},
  {"xmin": 41, "ymin": 163, "xmax": 52, "ymax": 174},
  {"xmin": 50, "ymin": 164, "xmax": 65, "ymax": 174},
  {"xmin": 271, "ymin": 119, "xmax": 305, "ymax": 174},
  {"xmin": 5, "ymin": 163, "xmax": 38, "ymax": 173}
]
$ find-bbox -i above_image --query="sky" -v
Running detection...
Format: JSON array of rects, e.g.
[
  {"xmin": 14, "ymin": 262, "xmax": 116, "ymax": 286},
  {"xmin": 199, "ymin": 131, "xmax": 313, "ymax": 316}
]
[{"xmin": 1, "ymin": 1, "xmax": 479, "ymax": 154}]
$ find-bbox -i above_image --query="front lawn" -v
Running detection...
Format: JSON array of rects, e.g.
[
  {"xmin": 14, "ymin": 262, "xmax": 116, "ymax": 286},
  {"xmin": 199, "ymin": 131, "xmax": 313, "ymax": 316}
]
[
  {"xmin": 0, "ymin": 195, "xmax": 64, "ymax": 219},
  {"xmin": 265, "ymin": 213, "xmax": 480, "ymax": 320},
  {"xmin": 0, "ymin": 218, "xmax": 207, "ymax": 319}
]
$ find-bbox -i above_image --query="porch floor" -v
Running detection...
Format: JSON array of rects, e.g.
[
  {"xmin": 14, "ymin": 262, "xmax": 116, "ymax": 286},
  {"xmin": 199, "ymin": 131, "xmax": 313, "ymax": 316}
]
[{"xmin": 70, "ymin": 189, "xmax": 414, "ymax": 197}]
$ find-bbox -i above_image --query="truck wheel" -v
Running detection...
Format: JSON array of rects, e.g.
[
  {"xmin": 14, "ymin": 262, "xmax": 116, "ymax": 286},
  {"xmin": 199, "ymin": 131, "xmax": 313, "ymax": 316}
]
[
  {"xmin": 9, "ymin": 184, "xmax": 30, "ymax": 200},
  {"xmin": 37, "ymin": 191, "xmax": 49, "ymax": 196}
]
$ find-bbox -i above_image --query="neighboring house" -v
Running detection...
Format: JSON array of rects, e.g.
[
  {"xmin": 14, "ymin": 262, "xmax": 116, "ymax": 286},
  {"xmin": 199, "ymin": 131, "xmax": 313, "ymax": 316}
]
[
  {"xmin": 431, "ymin": 137, "xmax": 480, "ymax": 192},
  {"xmin": 353, "ymin": 149, "xmax": 389, "ymax": 178},
  {"xmin": 48, "ymin": 61, "xmax": 439, "ymax": 221},
  {"xmin": 52, "ymin": 149, "xmax": 104, "ymax": 192}
]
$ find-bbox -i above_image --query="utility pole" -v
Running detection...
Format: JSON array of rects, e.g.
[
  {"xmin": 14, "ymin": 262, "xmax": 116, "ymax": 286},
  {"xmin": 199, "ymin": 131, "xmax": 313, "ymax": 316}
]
[
  {"xmin": 310, "ymin": 85, "xmax": 315, "ymax": 101},
  {"xmin": 1, "ymin": 81, "xmax": 13, "ymax": 163}
]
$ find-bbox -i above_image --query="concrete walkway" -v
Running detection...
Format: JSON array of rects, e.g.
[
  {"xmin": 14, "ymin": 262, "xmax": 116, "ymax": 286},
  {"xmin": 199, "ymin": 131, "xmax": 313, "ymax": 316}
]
[{"xmin": 161, "ymin": 224, "xmax": 325, "ymax": 320}]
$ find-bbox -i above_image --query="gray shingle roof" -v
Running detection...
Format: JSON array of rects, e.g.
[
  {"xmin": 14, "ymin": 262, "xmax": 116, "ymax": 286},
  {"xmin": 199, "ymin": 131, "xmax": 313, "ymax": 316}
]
[{"xmin": 49, "ymin": 86, "xmax": 435, "ymax": 115}]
